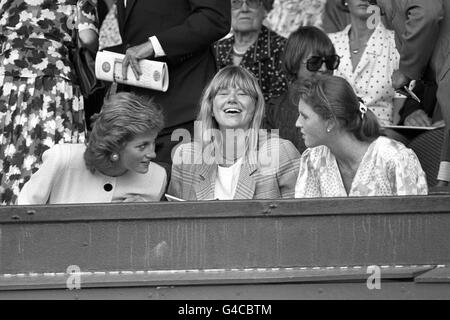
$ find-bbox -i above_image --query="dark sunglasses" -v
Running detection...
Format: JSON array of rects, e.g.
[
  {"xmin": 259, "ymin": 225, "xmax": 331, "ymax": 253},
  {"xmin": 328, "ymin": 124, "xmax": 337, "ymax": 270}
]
[
  {"xmin": 231, "ymin": 0, "xmax": 262, "ymax": 10},
  {"xmin": 305, "ymin": 55, "xmax": 340, "ymax": 72}
]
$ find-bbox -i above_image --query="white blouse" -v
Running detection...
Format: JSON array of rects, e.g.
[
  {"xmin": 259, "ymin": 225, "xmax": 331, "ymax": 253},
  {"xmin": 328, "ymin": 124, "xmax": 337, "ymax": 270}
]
[
  {"xmin": 328, "ymin": 23, "xmax": 402, "ymax": 126},
  {"xmin": 214, "ymin": 158, "xmax": 243, "ymax": 200},
  {"xmin": 18, "ymin": 144, "xmax": 167, "ymax": 204}
]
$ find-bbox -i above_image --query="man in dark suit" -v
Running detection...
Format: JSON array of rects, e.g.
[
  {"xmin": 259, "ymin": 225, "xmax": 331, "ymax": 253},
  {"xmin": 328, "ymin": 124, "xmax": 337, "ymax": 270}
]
[
  {"xmin": 376, "ymin": 0, "xmax": 450, "ymax": 186},
  {"xmin": 116, "ymin": 0, "xmax": 231, "ymax": 166}
]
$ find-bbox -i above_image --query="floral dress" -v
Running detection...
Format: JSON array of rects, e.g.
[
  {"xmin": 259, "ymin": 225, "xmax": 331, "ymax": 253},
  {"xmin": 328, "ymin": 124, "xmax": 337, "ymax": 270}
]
[
  {"xmin": 295, "ymin": 137, "xmax": 428, "ymax": 197},
  {"xmin": 0, "ymin": 0, "xmax": 98, "ymax": 205}
]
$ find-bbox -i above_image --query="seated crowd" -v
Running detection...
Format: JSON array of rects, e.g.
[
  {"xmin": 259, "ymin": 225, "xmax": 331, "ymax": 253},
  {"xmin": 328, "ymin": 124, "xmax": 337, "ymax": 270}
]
[
  {"xmin": 18, "ymin": 65, "xmax": 428, "ymax": 204},
  {"xmin": 4, "ymin": 0, "xmax": 445, "ymax": 205}
]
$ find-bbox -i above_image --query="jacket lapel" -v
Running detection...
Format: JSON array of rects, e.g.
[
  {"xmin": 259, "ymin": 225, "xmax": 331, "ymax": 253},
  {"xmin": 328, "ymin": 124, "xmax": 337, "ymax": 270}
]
[
  {"xmin": 355, "ymin": 22, "xmax": 386, "ymax": 75},
  {"xmin": 353, "ymin": 23, "xmax": 384, "ymax": 91},
  {"xmin": 194, "ymin": 164, "xmax": 217, "ymax": 200},
  {"xmin": 233, "ymin": 154, "xmax": 258, "ymax": 200},
  {"xmin": 116, "ymin": 0, "xmax": 125, "ymax": 34},
  {"xmin": 123, "ymin": 0, "xmax": 137, "ymax": 27}
]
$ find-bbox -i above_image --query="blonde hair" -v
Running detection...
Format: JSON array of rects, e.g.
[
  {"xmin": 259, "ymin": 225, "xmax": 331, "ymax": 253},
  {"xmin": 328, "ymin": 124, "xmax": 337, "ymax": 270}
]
[{"xmin": 196, "ymin": 66, "xmax": 265, "ymax": 156}]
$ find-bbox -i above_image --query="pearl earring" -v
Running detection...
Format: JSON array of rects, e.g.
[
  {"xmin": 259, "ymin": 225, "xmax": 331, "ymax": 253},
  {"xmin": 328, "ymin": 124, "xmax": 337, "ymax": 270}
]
[
  {"xmin": 110, "ymin": 153, "xmax": 119, "ymax": 162},
  {"xmin": 327, "ymin": 128, "xmax": 331, "ymax": 133}
]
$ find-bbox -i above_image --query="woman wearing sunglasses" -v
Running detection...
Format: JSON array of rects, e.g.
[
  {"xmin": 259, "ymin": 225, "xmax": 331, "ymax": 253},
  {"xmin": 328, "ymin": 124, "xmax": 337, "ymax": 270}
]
[
  {"xmin": 328, "ymin": 0, "xmax": 405, "ymax": 127},
  {"xmin": 293, "ymin": 74, "xmax": 427, "ymax": 197},
  {"xmin": 265, "ymin": 26, "xmax": 340, "ymax": 154},
  {"xmin": 214, "ymin": 0, "xmax": 287, "ymax": 103}
]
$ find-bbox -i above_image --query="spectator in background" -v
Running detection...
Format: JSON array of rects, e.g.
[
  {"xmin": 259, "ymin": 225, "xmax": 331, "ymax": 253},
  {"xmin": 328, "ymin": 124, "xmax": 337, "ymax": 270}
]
[
  {"xmin": 18, "ymin": 93, "xmax": 167, "ymax": 205},
  {"xmin": 322, "ymin": 0, "xmax": 351, "ymax": 33},
  {"xmin": 265, "ymin": 0, "xmax": 327, "ymax": 37},
  {"xmin": 116, "ymin": 0, "xmax": 231, "ymax": 167},
  {"xmin": 293, "ymin": 75, "xmax": 428, "ymax": 197},
  {"xmin": 398, "ymin": 81, "xmax": 439, "ymax": 127},
  {"xmin": 321, "ymin": 0, "xmax": 391, "ymax": 33},
  {"xmin": 98, "ymin": 0, "xmax": 121, "ymax": 51},
  {"xmin": 265, "ymin": 26, "xmax": 340, "ymax": 154},
  {"xmin": 0, "ymin": 0, "xmax": 99, "ymax": 205},
  {"xmin": 214, "ymin": 0, "xmax": 287, "ymax": 103},
  {"xmin": 328, "ymin": 0, "xmax": 405, "ymax": 128},
  {"xmin": 374, "ymin": 0, "xmax": 450, "ymax": 186},
  {"xmin": 84, "ymin": 0, "xmax": 122, "ymax": 131}
]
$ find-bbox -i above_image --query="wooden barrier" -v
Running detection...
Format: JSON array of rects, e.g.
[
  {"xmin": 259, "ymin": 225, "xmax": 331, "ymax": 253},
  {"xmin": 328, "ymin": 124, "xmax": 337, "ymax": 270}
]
[{"xmin": 0, "ymin": 195, "xmax": 449, "ymax": 298}]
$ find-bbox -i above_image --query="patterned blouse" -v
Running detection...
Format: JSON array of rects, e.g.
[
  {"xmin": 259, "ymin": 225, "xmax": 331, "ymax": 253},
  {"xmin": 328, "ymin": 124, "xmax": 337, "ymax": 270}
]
[
  {"xmin": 0, "ymin": 0, "xmax": 98, "ymax": 81},
  {"xmin": 214, "ymin": 26, "xmax": 288, "ymax": 102},
  {"xmin": 295, "ymin": 136, "xmax": 428, "ymax": 197}
]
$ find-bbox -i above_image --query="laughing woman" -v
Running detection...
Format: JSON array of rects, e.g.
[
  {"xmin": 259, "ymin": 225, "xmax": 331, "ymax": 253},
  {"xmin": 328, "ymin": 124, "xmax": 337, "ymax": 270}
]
[
  {"xmin": 168, "ymin": 66, "xmax": 300, "ymax": 200},
  {"xmin": 18, "ymin": 93, "xmax": 167, "ymax": 204},
  {"xmin": 293, "ymin": 74, "xmax": 427, "ymax": 197}
]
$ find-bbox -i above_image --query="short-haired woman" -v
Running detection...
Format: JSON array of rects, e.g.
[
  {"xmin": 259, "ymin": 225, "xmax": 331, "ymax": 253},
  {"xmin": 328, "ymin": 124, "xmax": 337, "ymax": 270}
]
[
  {"xmin": 168, "ymin": 66, "xmax": 300, "ymax": 200},
  {"xmin": 265, "ymin": 26, "xmax": 340, "ymax": 154},
  {"xmin": 18, "ymin": 92, "xmax": 167, "ymax": 204},
  {"xmin": 293, "ymin": 74, "xmax": 427, "ymax": 197}
]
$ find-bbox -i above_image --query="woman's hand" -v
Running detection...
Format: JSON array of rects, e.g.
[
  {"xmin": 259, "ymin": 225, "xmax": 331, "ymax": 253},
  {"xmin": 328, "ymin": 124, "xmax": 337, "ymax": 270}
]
[
  {"xmin": 121, "ymin": 41, "xmax": 155, "ymax": 81},
  {"xmin": 391, "ymin": 69, "xmax": 411, "ymax": 90},
  {"xmin": 404, "ymin": 109, "xmax": 432, "ymax": 127}
]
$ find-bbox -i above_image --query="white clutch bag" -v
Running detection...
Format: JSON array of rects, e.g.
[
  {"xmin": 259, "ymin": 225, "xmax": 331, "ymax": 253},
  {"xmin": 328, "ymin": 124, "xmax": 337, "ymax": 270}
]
[{"xmin": 95, "ymin": 50, "xmax": 169, "ymax": 92}]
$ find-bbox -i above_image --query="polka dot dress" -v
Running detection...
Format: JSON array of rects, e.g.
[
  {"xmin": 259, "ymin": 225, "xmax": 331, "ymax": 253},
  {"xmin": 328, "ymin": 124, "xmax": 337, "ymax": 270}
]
[{"xmin": 328, "ymin": 23, "xmax": 402, "ymax": 126}]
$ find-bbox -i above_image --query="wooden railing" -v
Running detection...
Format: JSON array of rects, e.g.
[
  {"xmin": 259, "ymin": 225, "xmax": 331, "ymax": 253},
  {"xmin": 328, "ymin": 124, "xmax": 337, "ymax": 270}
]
[{"xmin": 0, "ymin": 195, "xmax": 449, "ymax": 298}]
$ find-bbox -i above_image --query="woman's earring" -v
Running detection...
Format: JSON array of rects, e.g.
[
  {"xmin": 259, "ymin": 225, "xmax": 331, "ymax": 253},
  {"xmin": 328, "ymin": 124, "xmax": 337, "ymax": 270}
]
[
  {"xmin": 327, "ymin": 128, "xmax": 331, "ymax": 133},
  {"xmin": 344, "ymin": 2, "xmax": 348, "ymax": 6},
  {"xmin": 110, "ymin": 153, "xmax": 119, "ymax": 162}
]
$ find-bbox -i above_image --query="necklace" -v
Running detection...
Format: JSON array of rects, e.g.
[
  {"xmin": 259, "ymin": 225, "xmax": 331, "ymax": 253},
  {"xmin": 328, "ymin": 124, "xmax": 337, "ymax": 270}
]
[
  {"xmin": 232, "ymin": 45, "xmax": 247, "ymax": 57},
  {"xmin": 350, "ymin": 40, "xmax": 365, "ymax": 55},
  {"xmin": 349, "ymin": 29, "xmax": 373, "ymax": 55}
]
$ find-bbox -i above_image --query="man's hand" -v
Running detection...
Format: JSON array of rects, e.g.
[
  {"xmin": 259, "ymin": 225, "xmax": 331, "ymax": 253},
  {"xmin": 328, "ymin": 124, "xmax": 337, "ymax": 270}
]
[
  {"xmin": 122, "ymin": 41, "xmax": 154, "ymax": 80},
  {"xmin": 391, "ymin": 69, "xmax": 411, "ymax": 90},
  {"xmin": 404, "ymin": 109, "xmax": 432, "ymax": 127}
]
